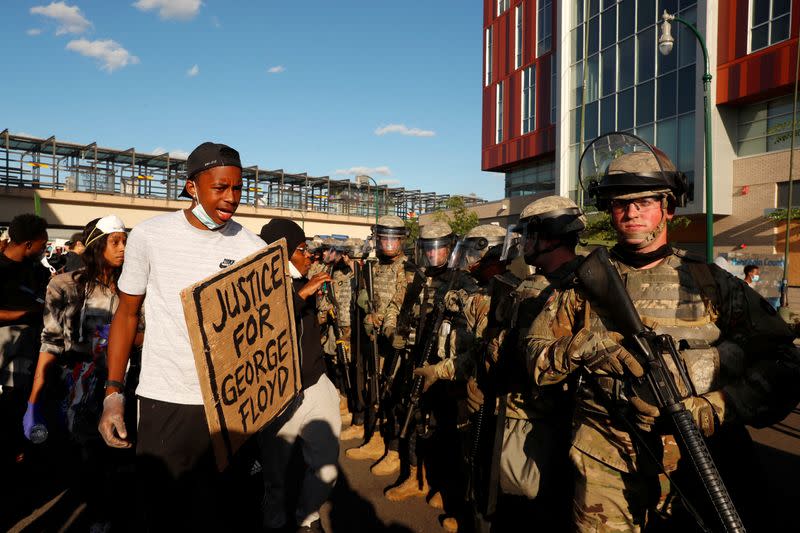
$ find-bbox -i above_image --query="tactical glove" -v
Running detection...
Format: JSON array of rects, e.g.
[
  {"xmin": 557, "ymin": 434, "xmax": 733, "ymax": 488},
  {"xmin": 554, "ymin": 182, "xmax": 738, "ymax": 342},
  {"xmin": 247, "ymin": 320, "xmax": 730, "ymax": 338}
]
[
  {"xmin": 630, "ymin": 391, "xmax": 723, "ymax": 437},
  {"xmin": 357, "ymin": 289, "xmax": 370, "ymax": 312},
  {"xmin": 413, "ymin": 364, "xmax": 439, "ymax": 392},
  {"xmin": 566, "ymin": 329, "xmax": 644, "ymax": 378},
  {"xmin": 98, "ymin": 392, "xmax": 131, "ymax": 448},
  {"xmin": 466, "ymin": 378, "xmax": 484, "ymax": 414}
]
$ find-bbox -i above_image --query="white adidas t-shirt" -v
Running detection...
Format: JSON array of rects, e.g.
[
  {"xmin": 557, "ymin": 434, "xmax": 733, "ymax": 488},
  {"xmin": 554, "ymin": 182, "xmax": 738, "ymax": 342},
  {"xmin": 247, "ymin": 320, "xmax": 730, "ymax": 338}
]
[{"xmin": 119, "ymin": 210, "xmax": 265, "ymax": 404}]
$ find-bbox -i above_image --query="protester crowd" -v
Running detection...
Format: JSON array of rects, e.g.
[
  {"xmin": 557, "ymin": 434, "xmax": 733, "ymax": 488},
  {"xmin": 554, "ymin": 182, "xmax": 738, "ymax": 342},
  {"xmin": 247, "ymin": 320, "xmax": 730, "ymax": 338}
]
[{"xmin": 2, "ymin": 135, "xmax": 799, "ymax": 533}]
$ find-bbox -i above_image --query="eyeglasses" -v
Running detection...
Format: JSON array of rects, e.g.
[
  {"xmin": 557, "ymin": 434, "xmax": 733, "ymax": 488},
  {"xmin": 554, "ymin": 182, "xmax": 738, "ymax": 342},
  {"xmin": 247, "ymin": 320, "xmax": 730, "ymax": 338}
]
[
  {"xmin": 294, "ymin": 246, "xmax": 310, "ymax": 255},
  {"xmin": 610, "ymin": 196, "xmax": 662, "ymax": 213}
]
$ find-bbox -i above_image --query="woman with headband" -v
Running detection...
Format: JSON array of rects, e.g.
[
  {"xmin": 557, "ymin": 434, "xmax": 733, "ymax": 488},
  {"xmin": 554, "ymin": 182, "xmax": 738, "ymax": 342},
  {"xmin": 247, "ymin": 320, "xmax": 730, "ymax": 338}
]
[{"xmin": 24, "ymin": 214, "xmax": 140, "ymax": 530}]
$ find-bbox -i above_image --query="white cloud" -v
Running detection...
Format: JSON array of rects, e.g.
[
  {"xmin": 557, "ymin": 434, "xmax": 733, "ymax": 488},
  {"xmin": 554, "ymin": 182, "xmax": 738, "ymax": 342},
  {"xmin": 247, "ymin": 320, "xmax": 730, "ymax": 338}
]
[
  {"xmin": 186, "ymin": 64, "xmax": 199, "ymax": 77},
  {"xmin": 211, "ymin": 15, "xmax": 220, "ymax": 28},
  {"xmin": 31, "ymin": 2, "xmax": 92, "ymax": 35},
  {"xmin": 133, "ymin": 0, "xmax": 202, "ymax": 21},
  {"xmin": 333, "ymin": 166, "xmax": 392, "ymax": 177},
  {"xmin": 374, "ymin": 124, "xmax": 435, "ymax": 137},
  {"xmin": 267, "ymin": 65, "xmax": 285, "ymax": 74},
  {"xmin": 66, "ymin": 39, "xmax": 140, "ymax": 72},
  {"xmin": 151, "ymin": 147, "xmax": 190, "ymax": 159},
  {"xmin": 27, "ymin": 28, "xmax": 43, "ymax": 36}
]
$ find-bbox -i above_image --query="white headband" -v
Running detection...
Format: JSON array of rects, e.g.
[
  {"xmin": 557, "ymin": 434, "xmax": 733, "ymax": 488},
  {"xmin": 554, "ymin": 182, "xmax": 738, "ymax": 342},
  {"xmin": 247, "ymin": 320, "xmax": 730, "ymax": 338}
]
[{"xmin": 85, "ymin": 215, "xmax": 127, "ymax": 248}]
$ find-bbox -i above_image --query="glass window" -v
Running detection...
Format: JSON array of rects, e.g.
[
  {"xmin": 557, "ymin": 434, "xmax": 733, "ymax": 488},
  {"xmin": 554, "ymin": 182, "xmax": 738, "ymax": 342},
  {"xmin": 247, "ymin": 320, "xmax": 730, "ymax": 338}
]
[
  {"xmin": 619, "ymin": 0, "xmax": 635, "ymax": 39},
  {"xmin": 588, "ymin": 16, "xmax": 600, "ymax": 55},
  {"xmin": 571, "ymin": 108, "xmax": 581, "ymax": 143},
  {"xmin": 587, "ymin": 54, "xmax": 600, "ymax": 102},
  {"xmin": 551, "ymin": 55, "xmax": 558, "ymax": 124},
  {"xmin": 619, "ymin": 37, "xmax": 635, "ymax": 89},
  {"xmin": 777, "ymin": 180, "xmax": 800, "ymax": 208},
  {"xmin": 601, "ymin": 47, "xmax": 617, "ymax": 96},
  {"xmin": 602, "ymin": 5, "xmax": 617, "ymax": 50},
  {"xmin": 496, "ymin": 81, "xmax": 504, "ymax": 143},
  {"xmin": 658, "ymin": 33, "xmax": 678, "ymax": 74},
  {"xmin": 585, "ymin": 100, "xmax": 599, "ymax": 140},
  {"xmin": 522, "ymin": 67, "xmax": 536, "ymax": 134},
  {"xmin": 618, "ymin": 87, "xmax": 635, "ymax": 131},
  {"xmin": 677, "ymin": 65, "xmax": 695, "ymax": 114},
  {"xmin": 515, "ymin": 4, "xmax": 523, "ymax": 69},
  {"xmin": 572, "ymin": 27, "xmax": 584, "ymax": 63},
  {"xmin": 637, "ymin": 123, "xmax": 655, "ymax": 144},
  {"xmin": 572, "ymin": 61, "xmax": 584, "ymax": 107},
  {"xmin": 538, "ymin": 0, "xmax": 553, "ymax": 56},
  {"xmin": 677, "ymin": 6, "xmax": 697, "ymax": 68},
  {"xmin": 497, "ymin": 0, "xmax": 510, "ymax": 16},
  {"xmin": 638, "ymin": 0, "xmax": 655, "ymax": 31},
  {"xmin": 657, "ymin": 72, "xmax": 677, "ymax": 119},
  {"xmin": 590, "ymin": 0, "xmax": 600, "ymax": 18},
  {"xmin": 485, "ymin": 27, "xmax": 493, "ymax": 86},
  {"xmin": 504, "ymin": 159, "xmax": 556, "ymax": 197},
  {"xmin": 637, "ymin": 26, "xmax": 655, "ymax": 82},
  {"xmin": 601, "ymin": 95, "xmax": 616, "ymax": 134},
  {"xmin": 737, "ymin": 95, "xmax": 799, "ymax": 155},
  {"xmin": 656, "ymin": 117, "xmax": 677, "ymax": 162},
  {"xmin": 678, "ymin": 114, "xmax": 695, "ymax": 173},
  {"xmin": 750, "ymin": 0, "xmax": 793, "ymax": 52},
  {"xmin": 636, "ymin": 80, "xmax": 655, "ymax": 126}
]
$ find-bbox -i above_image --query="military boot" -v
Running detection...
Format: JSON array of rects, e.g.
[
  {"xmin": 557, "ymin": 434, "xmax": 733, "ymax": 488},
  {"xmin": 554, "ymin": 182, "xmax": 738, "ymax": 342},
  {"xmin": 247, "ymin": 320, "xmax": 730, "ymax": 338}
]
[
  {"xmin": 345, "ymin": 434, "xmax": 385, "ymax": 461},
  {"xmin": 339, "ymin": 423, "xmax": 364, "ymax": 441},
  {"xmin": 370, "ymin": 450, "xmax": 400, "ymax": 476},
  {"xmin": 384, "ymin": 465, "xmax": 429, "ymax": 501},
  {"xmin": 442, "ymin": 516, "xmax": 458, "ymax": 532}
]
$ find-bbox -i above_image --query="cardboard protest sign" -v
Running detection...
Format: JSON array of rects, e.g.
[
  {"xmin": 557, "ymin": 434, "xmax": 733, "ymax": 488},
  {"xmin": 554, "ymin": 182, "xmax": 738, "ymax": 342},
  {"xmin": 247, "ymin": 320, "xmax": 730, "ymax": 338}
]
[{"xmin": 181, "ymin": 239, "xmax": 302, "ymax": 470}]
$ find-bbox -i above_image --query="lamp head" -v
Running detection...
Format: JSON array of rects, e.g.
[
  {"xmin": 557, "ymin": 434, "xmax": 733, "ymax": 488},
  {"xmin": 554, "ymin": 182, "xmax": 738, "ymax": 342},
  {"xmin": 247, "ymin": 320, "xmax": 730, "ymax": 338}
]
[{"xmin": 658, "ymin": 11, "xmax": 675, "ymax": 56}]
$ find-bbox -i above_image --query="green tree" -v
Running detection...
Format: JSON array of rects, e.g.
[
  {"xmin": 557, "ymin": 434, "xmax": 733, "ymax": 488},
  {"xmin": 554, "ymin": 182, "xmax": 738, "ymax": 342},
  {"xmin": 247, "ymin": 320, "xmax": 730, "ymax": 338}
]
[
  {"xmin": 432, "ymin": 196, "xmax": 480, "ymax": 236},
  {"xmin": 404, "ymin": 217, "xmax": 420, "ymax": 248}
]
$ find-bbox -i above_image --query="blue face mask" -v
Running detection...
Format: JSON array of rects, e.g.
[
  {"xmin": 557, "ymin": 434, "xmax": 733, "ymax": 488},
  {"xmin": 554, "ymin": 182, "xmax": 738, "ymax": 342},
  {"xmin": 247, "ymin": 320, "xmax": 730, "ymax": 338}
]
[
  {"xmin": 751, "ymin": 274, "xmax": 760, "ymax": 282},
  {"xmin": 191, "ymin": 192, "xmax": 225, "ymax": 230}
]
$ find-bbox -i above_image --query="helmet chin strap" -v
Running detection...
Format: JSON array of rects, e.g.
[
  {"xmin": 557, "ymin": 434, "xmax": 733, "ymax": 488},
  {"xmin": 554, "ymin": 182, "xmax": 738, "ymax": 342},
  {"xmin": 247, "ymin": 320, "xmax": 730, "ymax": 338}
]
[
  {"xmin": 523, "ymin": 235, "xmax": 560, "ymax": 265},
  {"xmin": 616, "ymin": 199, "xmax": 668, "ymax": 250}
]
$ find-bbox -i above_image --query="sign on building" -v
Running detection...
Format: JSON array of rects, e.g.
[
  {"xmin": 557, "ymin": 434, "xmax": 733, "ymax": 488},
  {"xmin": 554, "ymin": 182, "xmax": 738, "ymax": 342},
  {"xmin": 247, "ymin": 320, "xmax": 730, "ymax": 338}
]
[{"xmin": 181, "ymin": 239, "xmax": 302, "ymax": 470}]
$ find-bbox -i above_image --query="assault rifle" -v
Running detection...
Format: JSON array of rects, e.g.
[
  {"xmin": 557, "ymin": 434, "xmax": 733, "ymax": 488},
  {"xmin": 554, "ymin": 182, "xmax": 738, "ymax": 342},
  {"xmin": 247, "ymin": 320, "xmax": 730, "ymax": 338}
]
[
  {"xmin": 379, "ymin": 261, "xmax": 426, "ymax": 403},
  {"xmin": 325, "ymin": 277, "xmax": 353, "ymax": 396},
  {"xmin": 363, "ymin": 260, "xmax": 381, "ymax": 413},
  {"xmin": 575, "ymin": 246, "xmax": 745, "ymax": 533},
  {"xmin": 399, "ymin": 269, "xmax": 458, "ymax": 439}
]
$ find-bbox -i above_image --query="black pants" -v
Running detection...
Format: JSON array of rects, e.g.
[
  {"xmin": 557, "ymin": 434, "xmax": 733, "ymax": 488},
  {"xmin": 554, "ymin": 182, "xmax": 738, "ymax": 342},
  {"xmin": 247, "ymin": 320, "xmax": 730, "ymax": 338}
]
[{"xmin": 135, "ymin": 397, "xmax": 224, "ymax": 532}]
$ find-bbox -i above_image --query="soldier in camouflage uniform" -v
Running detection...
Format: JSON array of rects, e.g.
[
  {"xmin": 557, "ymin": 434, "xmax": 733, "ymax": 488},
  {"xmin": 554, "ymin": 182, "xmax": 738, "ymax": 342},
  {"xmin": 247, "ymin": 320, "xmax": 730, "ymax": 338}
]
[
  {"xmin": 526, "ymin": 132, "xmax": 800, "ymax": 532},
  {"xmin": 410, "ymin": 223, "xmax": 506, "ymax": 532},
  {"xmin": 344, "ymin": 216, "xmax": 410, "ymax": 462},
  {"xmin": 307, "ymin": 236, "xmax": 327, "ymax": 279},
  {"xmin": 317, "ymin": 238, "xmax": 358, "ymax": 422},
  {"xmin": 483, "ymin": 196, "xmax": 586, "ymax": 532},
  {"xmin": 382, "ymin": 220, "xmax": 456, "ymax": 503}
]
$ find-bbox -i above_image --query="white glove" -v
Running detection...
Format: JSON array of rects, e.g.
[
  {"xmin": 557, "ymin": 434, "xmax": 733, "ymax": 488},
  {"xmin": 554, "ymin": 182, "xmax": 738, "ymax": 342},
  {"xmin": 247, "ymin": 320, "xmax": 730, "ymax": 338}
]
[{"xmin": 98, "ymin": 392, "xmax": 131, "ymax": 448}]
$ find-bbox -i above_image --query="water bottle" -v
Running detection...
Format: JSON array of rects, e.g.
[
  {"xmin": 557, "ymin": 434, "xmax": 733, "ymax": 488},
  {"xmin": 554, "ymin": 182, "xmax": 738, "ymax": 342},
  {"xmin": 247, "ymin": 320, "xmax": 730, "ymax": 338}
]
[{"xmin": 30, "ymin": 423, "xmax": 48, "ymax": 444}]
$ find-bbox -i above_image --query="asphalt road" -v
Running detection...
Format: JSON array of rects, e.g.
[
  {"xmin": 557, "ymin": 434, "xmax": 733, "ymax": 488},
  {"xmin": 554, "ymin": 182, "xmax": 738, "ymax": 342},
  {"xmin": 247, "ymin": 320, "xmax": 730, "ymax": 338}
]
[{"xmin": 6, "ymin": 409, "xmax": 799, "ymax": 532}]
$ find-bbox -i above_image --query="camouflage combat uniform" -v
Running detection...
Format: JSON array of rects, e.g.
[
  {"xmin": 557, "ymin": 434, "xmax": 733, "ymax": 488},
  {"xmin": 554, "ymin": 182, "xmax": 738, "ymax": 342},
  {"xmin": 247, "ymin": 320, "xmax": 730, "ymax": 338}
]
[{"xmin": 526, "ymin": 250, "xmax": 800, "ymax": 531}]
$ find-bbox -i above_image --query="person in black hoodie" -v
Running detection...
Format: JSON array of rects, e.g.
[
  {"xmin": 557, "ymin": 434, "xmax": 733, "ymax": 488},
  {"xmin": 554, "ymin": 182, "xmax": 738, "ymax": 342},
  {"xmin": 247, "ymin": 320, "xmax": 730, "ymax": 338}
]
[{"xmin": 257, "ymin": 218, "xmax": 341, "ymax": 533}]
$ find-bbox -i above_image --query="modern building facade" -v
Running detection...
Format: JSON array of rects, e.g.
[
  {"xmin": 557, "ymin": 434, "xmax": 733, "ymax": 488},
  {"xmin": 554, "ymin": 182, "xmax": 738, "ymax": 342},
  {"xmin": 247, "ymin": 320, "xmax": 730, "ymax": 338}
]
[{"xmin": 482, "ymin": 0, "xmax": 800, "ymax": 274}]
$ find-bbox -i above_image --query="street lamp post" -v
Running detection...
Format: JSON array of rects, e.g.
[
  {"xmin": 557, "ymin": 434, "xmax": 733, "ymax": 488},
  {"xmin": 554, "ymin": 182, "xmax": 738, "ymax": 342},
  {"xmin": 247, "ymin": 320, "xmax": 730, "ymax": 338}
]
[
  {"xmin": 659, "ymin": 10, "xmax": 714, "ymax": 263},
  {"xmin": 356, "ymin": 174, "xmax": 379, "ymax": 226}
]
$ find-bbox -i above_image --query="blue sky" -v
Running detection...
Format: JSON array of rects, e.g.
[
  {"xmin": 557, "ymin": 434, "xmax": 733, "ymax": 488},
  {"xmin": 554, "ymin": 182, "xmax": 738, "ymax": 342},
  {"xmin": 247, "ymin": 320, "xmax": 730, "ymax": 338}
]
[{"xmin": 1, "ymin": 0, "xmax": 504, "ymax": 201}]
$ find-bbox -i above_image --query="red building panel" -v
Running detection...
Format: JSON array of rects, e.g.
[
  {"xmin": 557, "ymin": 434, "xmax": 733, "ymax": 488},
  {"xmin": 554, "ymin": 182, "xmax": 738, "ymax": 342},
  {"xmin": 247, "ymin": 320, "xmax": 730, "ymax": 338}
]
[
  {"xmin": 717, "ymin": 0, "xmax": 800, "ymax": 105},
  {"xmin": 482, "ymin": 0, "xmax": 557, "ymax": 172}
]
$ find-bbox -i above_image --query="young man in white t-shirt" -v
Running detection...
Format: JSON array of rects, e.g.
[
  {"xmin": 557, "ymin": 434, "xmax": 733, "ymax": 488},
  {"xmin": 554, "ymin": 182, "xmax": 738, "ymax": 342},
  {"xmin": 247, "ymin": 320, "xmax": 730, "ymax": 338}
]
[{"xmin": 98, "ymin": 142, "xmax": 265, "ymax": 529}]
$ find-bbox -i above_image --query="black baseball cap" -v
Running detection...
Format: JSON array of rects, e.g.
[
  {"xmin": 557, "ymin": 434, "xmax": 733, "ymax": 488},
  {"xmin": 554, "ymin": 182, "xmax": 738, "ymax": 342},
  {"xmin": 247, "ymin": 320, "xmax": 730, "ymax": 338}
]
[{"xmin": 179, "ymin": 142, "xmax": 242, "ymax": 199}]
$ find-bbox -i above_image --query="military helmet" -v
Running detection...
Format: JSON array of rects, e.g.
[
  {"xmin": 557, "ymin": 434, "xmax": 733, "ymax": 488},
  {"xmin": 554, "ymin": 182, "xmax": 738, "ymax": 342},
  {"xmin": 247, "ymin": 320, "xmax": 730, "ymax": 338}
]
[
  {"xmin": 345, "ymin": 237, "xmax": 368, "ymax": 258},
  {"xmin": 417, "ymin": 221, "xmax": 455, "ymax": 269},
  {"xmin": 451, "ymin": 224, "xmax": 507, "ymax": 270},
  {"xmin": 517, "ymin": 196, "xmax": 586, "ymax": 236},
  {"xmin": 373, "ymin": 214, "xmax": 407, "ymax": 257},
  {"xmin": 580, "ymin": 132, "xmax": 689, "ymax": 209}
]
